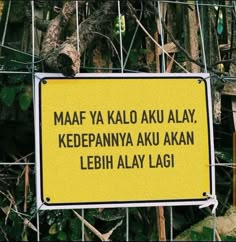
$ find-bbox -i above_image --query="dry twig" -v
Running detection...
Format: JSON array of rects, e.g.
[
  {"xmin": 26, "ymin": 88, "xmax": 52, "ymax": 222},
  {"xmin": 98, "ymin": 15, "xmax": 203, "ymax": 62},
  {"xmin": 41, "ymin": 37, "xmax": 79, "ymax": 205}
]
[{"xmin": 73, "ymin": 210, "xmax": 123, "ymax": 241}]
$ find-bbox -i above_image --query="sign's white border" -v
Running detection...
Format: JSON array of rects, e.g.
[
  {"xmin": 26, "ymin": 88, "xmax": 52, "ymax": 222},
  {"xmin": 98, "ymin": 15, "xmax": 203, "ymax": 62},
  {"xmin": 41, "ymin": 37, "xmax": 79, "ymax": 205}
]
[{"xmin": 34, "ymin": 72, "xmax": 215, "ymax": 210}]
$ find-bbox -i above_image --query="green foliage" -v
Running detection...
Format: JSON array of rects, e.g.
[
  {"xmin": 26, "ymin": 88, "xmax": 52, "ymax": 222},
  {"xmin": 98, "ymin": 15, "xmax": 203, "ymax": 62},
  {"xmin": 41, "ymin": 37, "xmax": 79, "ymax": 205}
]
[
  {"xmin": 0, "ymin": 86, "xmax": 16, "ymax": 106},
  {"xmin": 128, "ymin": 207, "xmax": 158, "ymax": 241},
  {"xmin": 0, "ymin": 83, "xmax": 28, "ymax": 108},
  {"xmin": 91, "ymin": 207, "xmax": 125, "ymax": 221},
  {"xmin": 113, "ymin": 15, "xmax": 126, "ymax": 36},
  {"xmin": 39, "ymin": 210, "xmax": 82, "ymax": 241},
  {"xmin": 0, "ymin": 72, "xmax": 34, "ymax": 162},
  {"xmin": 69, "ymin": 218, "xmax": 81, "ymax": 241},
  {"xmin": 0, "ymin": 166, "xmax": 37, "ymax": 241},
  {"xmin": 221, "ymin": 234, "xmax": 236, "ymax": 241},
  {"xmin": 215, "ymin": 149, "xmax": 232, "ymax": 163},
  {"xmin": 190, "ymin": 226, "xmax": 236, "ymax": 241},
  {"xmin": 0, "ymin": 65, "xmax": 33, "ymax": 111},
  {"xmin": 56, "ymin": 231, "xmax": 67, "ymax": 241},
  {"xmin": 19, "ymin": 92, "xmax": 32, "ymax": 111}
]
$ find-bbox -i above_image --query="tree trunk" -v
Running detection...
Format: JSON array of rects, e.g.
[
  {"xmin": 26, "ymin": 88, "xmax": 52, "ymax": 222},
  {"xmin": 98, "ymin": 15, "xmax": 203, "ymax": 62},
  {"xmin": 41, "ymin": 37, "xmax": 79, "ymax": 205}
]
[
  {"xmin": 184, "ymin": 2, "xmax": 200, "ymax": 72},
  {"xmin": 229, "ymin": 10, "xmax": 236, "ymax": 76},
  {"xmin": 202, "ymin": 2, "xmax": 222, "ymax": 124},
  {"xmin": 202, "ymin": 3, "xmax": 220, "ymax": 66}
]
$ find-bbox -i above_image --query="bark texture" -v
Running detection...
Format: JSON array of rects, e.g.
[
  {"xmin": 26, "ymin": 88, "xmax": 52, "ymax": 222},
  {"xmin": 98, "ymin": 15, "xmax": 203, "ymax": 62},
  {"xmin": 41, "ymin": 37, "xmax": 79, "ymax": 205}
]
[
  {"xmin": 229, "ymin": 14, "xmax": 236, "ymax": 76},
  {"xmin": 40, "ymin": 1, "xmax": 78, "ymax": 75},
  {"xmin": 184, "ymin": 3, "xmax": 200, "ymax": 72}
]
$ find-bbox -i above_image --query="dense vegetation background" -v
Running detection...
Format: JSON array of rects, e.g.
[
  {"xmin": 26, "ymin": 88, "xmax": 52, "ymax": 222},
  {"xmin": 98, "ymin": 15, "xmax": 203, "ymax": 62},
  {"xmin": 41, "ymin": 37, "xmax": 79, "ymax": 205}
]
[{"xmin": 0, "ymin": 0, "xmax": 235, "ymax": 241}]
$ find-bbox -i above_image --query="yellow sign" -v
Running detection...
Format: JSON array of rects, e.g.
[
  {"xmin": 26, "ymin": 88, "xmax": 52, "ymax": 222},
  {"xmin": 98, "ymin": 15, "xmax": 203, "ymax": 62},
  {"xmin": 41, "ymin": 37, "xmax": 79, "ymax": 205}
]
[{"xmin": 35, "ymin": 73, "xmax": 214, "ymax": 209}]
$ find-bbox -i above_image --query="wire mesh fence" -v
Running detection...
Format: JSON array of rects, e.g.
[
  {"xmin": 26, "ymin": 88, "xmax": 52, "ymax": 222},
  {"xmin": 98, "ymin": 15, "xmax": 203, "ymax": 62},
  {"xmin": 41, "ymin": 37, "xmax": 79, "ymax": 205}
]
[{"xmin": 0, "ymin": 0, "xmax": 235, "ymax": 241}]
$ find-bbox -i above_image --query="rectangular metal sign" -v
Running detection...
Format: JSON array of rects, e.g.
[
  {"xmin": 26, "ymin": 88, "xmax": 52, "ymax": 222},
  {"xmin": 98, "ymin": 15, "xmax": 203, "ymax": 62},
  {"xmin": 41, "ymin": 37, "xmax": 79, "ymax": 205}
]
[{"xmin": 35, "ymin": 73, "xmax": 215, "ymax": 210}]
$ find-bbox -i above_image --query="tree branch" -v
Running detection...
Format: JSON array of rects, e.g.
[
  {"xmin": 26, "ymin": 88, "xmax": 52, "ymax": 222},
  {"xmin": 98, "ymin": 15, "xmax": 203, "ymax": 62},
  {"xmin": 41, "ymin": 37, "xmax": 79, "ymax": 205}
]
[
  {"xmin": 40, "ymin": 0, "xmax": 127, "ymax": 76},
  {"xmin": 40, "ymin": 1, "xmax": 80, "ymax": 73}
]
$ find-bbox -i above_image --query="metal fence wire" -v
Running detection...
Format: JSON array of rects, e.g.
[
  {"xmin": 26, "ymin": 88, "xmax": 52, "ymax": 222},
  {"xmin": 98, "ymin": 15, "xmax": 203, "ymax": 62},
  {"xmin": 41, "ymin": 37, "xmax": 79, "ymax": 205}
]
[{"xmin": 0, "ymin": 0, "xmax": 236, "ymax": 241}]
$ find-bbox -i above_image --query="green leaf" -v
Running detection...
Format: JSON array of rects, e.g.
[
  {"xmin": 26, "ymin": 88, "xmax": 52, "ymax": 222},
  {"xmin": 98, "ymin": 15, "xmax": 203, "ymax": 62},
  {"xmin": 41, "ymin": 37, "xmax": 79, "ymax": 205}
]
[
  {"xmin": 19, "ymin": 93, "xmax": 32, "ymax": 111},
  {"xmin": 49, "ymin": 223, "xmax": 58, "ymax": 235},
  {"xmin": 113, "ymin": 15, "xmax": 126, "ymax": 36},
  {"xmin": 190, "ymin": 230, "xmax": 204, "ymax": 241},
  {"xmin": 202, "ymin": 226, "xmax": 214, "ymax": 240},
  {"xmin": 56, "ymin": 231, "xmax": 67, "ymax": 241},
  {"xmin": 92, "ymin": 208, "xmax": 125, "ymax": 221},
  {"xmin": 21, "ymin": 231, "xmax": 28, "ymax": 241},
  {"xmin": 0, "ymin": 86, "xmax": 16, "ymax": 106},
  {"xmin": 129, "ymin": 51, "xmax": 139, "ymax": 65},
  {"xmin": 215, "ymin": 149, "xmax": 232, "ymax": 163},
  {"xmin": 139, "ymin": 48, "xmax": 147, "ymax": 54},
  {"xmin": 225, "ymin": 235, "xmax": 236, "ymax": 241}
]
